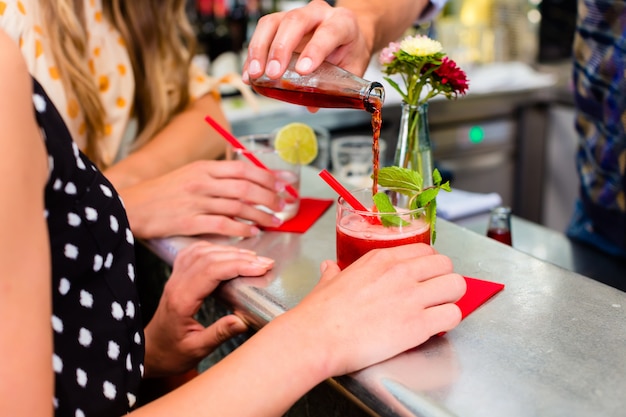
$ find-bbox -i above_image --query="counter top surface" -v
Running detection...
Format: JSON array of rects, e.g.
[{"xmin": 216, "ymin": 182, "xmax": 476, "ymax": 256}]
[{"xmin": 147, "ymin": 166, "xmax": 626, "ymax": 417}]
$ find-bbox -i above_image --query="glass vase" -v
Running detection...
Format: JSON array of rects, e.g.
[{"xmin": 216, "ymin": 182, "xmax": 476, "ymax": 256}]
[{"xmin": 393, "ymin": 101, "xmax": 434, "ymax": 187}]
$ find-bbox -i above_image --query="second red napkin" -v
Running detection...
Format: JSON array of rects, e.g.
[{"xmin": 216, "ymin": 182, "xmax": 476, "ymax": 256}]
[{"xmin": 261, "ymin": 197, "xmax": 334, "ymax": 233}]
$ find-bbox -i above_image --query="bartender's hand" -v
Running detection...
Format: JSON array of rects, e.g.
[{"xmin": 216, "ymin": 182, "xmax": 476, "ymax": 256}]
[
  {"xmin": 243, "ymin": 0, "xmax": 372, "ymax": 82},
  {"xmin": 142, "ymin": 241, "xmax": 275, "ymax": 377},
  {"xmin": 277, "ymin": 243, "xmax": 466, "ymax": 378},
  {"xmin": 117, "ymin": 160, "xmax": 284, "ymax": 239}
]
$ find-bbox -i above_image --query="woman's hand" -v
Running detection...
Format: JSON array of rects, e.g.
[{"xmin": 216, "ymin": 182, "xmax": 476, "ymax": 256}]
[
  {"xmin": 142, "ymin": 241, "xmax": 274, "ymax": 377},
  {"xmin": 278, "ymin": 243, "xmax": 466, "ymax": 379},
  {"xmin": 117, "ymin": 160, "xmax": 284, "ymax": 239}
]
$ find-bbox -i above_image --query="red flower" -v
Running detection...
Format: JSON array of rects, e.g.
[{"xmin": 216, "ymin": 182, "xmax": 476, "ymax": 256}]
[{"xmin": 434, "ymin": 57, "xmax": 469, "ymax": 95}]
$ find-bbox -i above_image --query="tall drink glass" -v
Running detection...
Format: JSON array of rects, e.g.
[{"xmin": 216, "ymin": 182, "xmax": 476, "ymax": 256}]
[
  {"xmin": 336, "ymin": 187, "xmax": 431, "ymax": 269},
  {"xmin": 231, "ymin": 134, "xmax": 301, "ymax": 222}
]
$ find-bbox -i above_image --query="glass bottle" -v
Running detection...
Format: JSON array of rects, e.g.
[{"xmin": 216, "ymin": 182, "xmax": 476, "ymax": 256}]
[
  {"xmin": 393, "ymin": 101, "xmax": 434, "ymax": 187},
  {"xmin": 248, "ymin": 53, "xmax": 385, "ymax": 113},
  {"xmin": 486, "ymin": 206, "xmax": 513, "ymax": 246}
]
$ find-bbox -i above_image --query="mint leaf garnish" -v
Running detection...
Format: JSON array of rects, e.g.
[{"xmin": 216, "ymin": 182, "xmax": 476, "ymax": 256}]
[
  {"xmin": 372, "ymin": 192, "xmax": 410, "ymax": 227},
  {"xmin": 371, "ymin": 166, "xmax": 451, "ymax": 243},
  {"xmin": 377, "ymin": 166, "xmax": 423, "ymax": 192}
]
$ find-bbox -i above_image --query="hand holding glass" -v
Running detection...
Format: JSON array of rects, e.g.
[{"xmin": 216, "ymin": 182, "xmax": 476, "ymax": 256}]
[{"xmin": 231, "ymin": 134, "xmax": 301, "ymax": 222}]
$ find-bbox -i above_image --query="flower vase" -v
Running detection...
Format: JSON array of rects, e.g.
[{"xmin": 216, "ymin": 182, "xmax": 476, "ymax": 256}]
[{"xmin": 393, "ymin": 101, "xmax": 434, "ymax": 187}]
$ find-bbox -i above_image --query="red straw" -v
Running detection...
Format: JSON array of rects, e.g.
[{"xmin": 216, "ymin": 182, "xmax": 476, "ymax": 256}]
[
  {"xmin": 318, "ymin": 169, "xmax": 370, "ymax": 212},
  {"xmin": 318, "ymin": 169, "xmax": 381, "ymax": 225},
  {"xmin": 205, "ymin": 115, "xmax": 298, "ymax": 198}
]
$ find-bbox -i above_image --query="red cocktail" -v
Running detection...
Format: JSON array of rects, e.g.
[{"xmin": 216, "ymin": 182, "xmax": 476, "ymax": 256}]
[{"xmin": 336, "ymin": 188, "xmax": 431, "ymax": 269}]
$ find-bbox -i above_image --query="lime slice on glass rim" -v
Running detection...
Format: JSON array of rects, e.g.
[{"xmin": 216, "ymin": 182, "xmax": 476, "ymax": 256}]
[{"xmin": 273, "ymin": 122, "xmax": 318, "ymax": 165}]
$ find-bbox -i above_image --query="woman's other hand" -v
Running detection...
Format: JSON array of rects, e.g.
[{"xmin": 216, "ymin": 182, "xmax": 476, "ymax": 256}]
[
  {"xmin": 142, "ymin": 241, "xmax": 274, "ymax": 377},
  {"xmin": 118, "ymin": 160, "xmax": 284, "ymax": 239}
]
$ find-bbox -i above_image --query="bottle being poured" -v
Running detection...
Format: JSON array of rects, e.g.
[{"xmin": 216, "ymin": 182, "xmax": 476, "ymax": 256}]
[
  {"xmin": 249, "ymin": 52, "xmax": 385, "ymax": 194},
  {"xmin": 248, "ymin": 52, "xmax": 385, "ymax": 112}
]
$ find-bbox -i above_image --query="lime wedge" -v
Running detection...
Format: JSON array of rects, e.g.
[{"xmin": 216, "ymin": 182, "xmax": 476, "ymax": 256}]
[{"xmin": 273, "ymin": 122, "xmax": 318, "ymax": 165}]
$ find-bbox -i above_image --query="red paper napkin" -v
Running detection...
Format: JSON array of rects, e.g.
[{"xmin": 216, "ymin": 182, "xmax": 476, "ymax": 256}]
[
  {"xmin": 458, "ymin": 276, "xmax": 505, "ymax": 319},
  {"xmin": 262, "ymin": 197, "xmax": 334, "ymax": 233},
  {"xmin": 437, "ymin": 276, "xmax": 503, "ymax": 337}
]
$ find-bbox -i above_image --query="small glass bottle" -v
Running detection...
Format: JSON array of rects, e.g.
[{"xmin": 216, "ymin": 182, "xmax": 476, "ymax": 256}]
[
  {"xmin": 249, "ymin": 53, "xmax": 385, "ymax": 113},
  {"xmin": 487, "ymin": 206, "xmax": 513, "ymax": 246}
]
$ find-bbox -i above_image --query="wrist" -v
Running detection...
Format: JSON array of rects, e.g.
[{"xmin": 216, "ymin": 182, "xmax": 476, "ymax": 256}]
[
  {"xmin": 261, "ymin": 310, "xmax": 336, "ymax": 385},
  {"xmin": 142, "ymin": 322, "xmax": 169, "ymax": 378}
]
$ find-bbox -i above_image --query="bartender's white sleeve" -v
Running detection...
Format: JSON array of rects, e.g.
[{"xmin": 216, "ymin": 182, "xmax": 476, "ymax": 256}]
[{"xmin": 416, "ymin": 0, "xmax": 448, "ymax": 23}]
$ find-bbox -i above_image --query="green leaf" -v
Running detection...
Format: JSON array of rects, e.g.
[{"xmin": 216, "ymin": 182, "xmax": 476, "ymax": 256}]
[
  {"xmin": 372, "ymin": 192, "xmax": 410, "ymax": 227},
  {"xmin": 416, "ymin": 187, "xmax": 439, "ymax": 208},
  {"xmin": 377, "ymin": 166, "xmax": 423, "ymax": 192},
  {"xmin": 433, "ymin": 168, "xmax": 442, "ymax": 186}
]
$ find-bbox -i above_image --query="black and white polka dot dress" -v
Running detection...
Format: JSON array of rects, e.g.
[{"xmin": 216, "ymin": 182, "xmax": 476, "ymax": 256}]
[{"xmin": 32, "ymin": 78, "xmax": 145, "ymax": 417}]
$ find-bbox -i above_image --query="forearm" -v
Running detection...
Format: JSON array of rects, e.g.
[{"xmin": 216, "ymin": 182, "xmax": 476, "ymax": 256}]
[
  {"xmin": 336, "ymin": 0, "xmax": 430, "ymax": 53},
  {"xmin": 132, "ymin": 312, "xmax": 329, "ymax": 417},
  {"xmin": 104, "ymin": 94, "xmax": 229, "ymax": 190},
  {"xmin": 0, "ymin": 34, "xmax": 55, "ymax": 415}
]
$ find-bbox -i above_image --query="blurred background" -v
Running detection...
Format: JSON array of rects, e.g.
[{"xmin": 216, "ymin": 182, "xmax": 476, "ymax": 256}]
[{"xmin": 185, "ymin": 0, "xmax": 579, "ymax": 234}]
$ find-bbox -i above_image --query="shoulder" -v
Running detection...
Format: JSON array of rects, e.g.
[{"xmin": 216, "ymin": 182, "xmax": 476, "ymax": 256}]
[
  {"xmin": 0, "ymin": 28, "xmax": 48, "ymax": 185},
  {"xmin": 0, "ymin": 29, "xmax": 31, "ymax": 95},
  {"xmin": 0, "ymin": 0, "xmax": 32, "ymax": 43}
]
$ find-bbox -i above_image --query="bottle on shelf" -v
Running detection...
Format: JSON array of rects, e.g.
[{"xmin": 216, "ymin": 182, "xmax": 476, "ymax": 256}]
[{"xmin": 486, "ymin": 206, "xmax": 513, "ymax": 246}]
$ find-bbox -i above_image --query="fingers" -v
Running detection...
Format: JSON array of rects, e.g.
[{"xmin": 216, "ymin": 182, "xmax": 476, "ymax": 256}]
[
  {"xmin": 295, "ymin": 7, "xmax": 361, "ymax": 73},
  {"xmin": 169, "ymin": 242, "xmax": 275, "ymax": 307},
  {"xmin": 351, "ymin": 243, "xmax": 438, "ymax": 270},
  {"xmin": 319, "ymin": 259, "xmax": 341, "ymax": 283},
  {"xmin": 414, "ymin": 272, "xmax": 467, "ymax": 307},
  {"xmin": 420, "ymin": 303, "xmax": 463, "ymax": 336},
  {"xmin": 244, "ymin": 1, "xmax": 352, "ymax": 80},
  {"xmin": 198, "ymin": 161, "xmax": 283, "ymax": 212},
  {"xmin": 175, "ymin": 241, "xmax": 275, "ymax": 278},
  {"xmin": 201, "ymin": 178, "xmax": 282, "ymax": 213},
  {"xmin": 191, "ymin": 315, "xmax": 250, "ymax": 357},
  {"xmin": 201, "ymin": 160, "xmax": 278, "ymax": 192},
  {"xmin": 244, "ymin": 12, "xmax": 286, "ymax": 80}
]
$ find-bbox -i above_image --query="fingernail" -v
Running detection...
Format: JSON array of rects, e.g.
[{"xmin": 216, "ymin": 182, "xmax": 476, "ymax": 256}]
[
  {"xmin": 242, "ymin": 70, "xmax": 249, "ymax": 83},
  {"xmin": 250, "ymin": 226, "xmax": 261, "ymax": 236},
  {"xmin": 248, "ymin": 59, "xmax": 261, "ymax": 75},
  {"xmin": 238, "ymin": 248, "xmax": 257, "ymax": 254},
  {"xmin": 278, "ymin": 199, "xmax": 286, "ymax": 210},
  {"xmin": 229, "ymin": 320, "xmax": 247, "ymax": 333},
  {"xmin": 320, "ymin": 260, "xmax": 328, "ymax": 273},
  {"xmin": 275, "ymin": 182, "xmax": 285, "ymax": 192},
  {"xmin": 253, "ymin": 256, "xmax": 275, "ymax": 265},
  {"xmin": 296, "ymin": 57, "xmax": 313, "ymax": 73},
  {"xmin": 266, "ymin": 60, "xmax": 281, "ymax": 78},
  {"xmin": 272, "ymin": 216, "xmax": 283, "ymax": 226}
]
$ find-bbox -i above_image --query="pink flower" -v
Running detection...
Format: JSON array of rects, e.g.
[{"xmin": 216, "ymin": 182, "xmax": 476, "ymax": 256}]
[{"xmin": 378, "ymin": 42, "xmax": 400, "ymax": 65}]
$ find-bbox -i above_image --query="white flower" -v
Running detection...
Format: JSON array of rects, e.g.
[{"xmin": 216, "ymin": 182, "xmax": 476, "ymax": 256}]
[{"xmin": 400, "ymin": 35, "xmax": 442, "ymax": 57}]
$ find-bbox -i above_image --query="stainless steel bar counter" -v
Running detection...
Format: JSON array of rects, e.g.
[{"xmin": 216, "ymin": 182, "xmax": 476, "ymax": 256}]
[{"xmin": 146, "ymin": 166, "xmax": 626, "ymax": 417}]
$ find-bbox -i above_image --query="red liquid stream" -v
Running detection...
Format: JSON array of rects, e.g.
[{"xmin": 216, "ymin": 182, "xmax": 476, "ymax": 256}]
[
  {"xmin": 336, "ymin": 226, "xmax": 431, "ymax": 270},
  {"xmin": 371, "ymin": 106, "xmax": 382, "ymax": 195}
]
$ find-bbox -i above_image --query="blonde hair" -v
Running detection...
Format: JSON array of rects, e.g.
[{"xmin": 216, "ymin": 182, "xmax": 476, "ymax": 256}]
[{"xmin": 41, "ymin": 0, "xmax": 197, "ymax": 169}]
